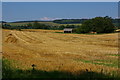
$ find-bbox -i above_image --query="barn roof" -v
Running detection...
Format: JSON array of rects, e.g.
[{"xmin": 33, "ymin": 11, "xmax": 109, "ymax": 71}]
[
  {"xmin": 115, "ymin": 29, "xmax": 120, "ymax": 32},
  {"xmin": 64, "ymin": 28, "xmax": 73, "ymax": 31}
]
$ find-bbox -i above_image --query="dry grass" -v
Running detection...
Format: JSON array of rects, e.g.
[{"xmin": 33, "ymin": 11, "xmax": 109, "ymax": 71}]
[{"xmin": 2, "ymin": 29, "xmax": 118, "ymax": 74}]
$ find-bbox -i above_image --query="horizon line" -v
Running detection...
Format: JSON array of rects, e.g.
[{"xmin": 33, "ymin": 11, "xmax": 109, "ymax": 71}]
[{"xmin": 2, "ymin": 17, "xmax": 120, "ymax": 23}]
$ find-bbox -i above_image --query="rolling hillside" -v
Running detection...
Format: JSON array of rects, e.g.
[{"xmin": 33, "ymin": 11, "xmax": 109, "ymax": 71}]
[
  {"xmin": 7, "ymin": 21, "xmax": 81, "ymax": 27},
  {"xmin": 2, "ymin": 29, "xmax": 118, "ymax": 75}
]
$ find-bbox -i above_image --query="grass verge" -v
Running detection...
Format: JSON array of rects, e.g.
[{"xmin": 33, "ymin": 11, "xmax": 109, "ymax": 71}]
[
  {"xmin": 2, "ymin": 58, "xmax": 120, "ymax": 79},
  {"xmin": 75, "ymin": 59, "xmax": 118, "ymax": 68}
]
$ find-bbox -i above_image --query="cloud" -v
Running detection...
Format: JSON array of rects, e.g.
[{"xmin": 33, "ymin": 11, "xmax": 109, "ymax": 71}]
[
  {"xmin": 115, "ymin": 17, "xmax": 120, "ymax": 19},
  {"xmin": 40, "ymin": 17, "xmax": 62, "ymax": 21}
]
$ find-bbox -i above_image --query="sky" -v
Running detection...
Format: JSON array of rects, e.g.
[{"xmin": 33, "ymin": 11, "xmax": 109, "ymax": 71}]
[
  {"xmin": 1, "ymin": 0, "xmax": 120, "ymax": 2},
  {"xmin": 0, "ymin": 2, "xmax": 2, "ymax": 21},
  {"xmin": 2, "ymin": 2, "xmax": 118, "ymax": 22}
]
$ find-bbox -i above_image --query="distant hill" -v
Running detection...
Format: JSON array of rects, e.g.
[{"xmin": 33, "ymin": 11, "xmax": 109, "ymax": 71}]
[
  {"xmin": 53, "ymin": 19, "xmax": 89, "ymax": 24},
  {"xmin": 0, "ymin": 21, "xmax": 7, "ymax": 23},
  {"xmin": 53, "ymin": 18, "xmax": 120, "ymax": 28},
  {"xmin": 10, "ymin": 20, "xmax": 52, "ymax": 23},
  {"xmin": 2, "ymin": 18, "xmax": 120, "ymax": 29}
]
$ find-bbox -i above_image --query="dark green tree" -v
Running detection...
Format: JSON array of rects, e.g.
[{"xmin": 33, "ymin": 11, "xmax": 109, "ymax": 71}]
[
  {"xmin": 32, "ymin": 21, "xmax": 41, "ymax": 29},
  {"xmin": 77, "ymin": 20, "xmax": 93, "ymax": 33},
  {"xmin": 27, "ymin": 23, "xmax": 33, "ymax": 29},
  {"xmin": 77, "ymin": 16, "xmax": 115, "ymax": 33}
]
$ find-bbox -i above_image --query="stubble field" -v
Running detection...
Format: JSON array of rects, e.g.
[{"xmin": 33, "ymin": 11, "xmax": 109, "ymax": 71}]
[{"xmin": 2, "ymin": 29, "xmax": 119, "ymax": 76}]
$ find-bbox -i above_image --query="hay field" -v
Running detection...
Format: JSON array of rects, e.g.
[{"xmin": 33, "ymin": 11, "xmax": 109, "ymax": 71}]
[{"xmin": 2, "ymin": 29, "xmax": 118, "ymax": 74}]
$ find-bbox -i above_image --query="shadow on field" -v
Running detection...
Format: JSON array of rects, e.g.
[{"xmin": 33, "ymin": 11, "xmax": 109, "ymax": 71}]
[
  {"xmin": 2, "ymin": 66, "xmax": 120, "ymax": 80},
  {"xmin": 3, "ymin": 69, "xmax": 120, "ymax": 80},
  {"xmin": 2, "ymin": 59, "xmax": 120, "ymax": 80}
]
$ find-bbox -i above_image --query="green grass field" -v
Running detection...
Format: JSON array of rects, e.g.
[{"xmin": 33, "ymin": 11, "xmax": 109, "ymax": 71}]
[{"xmin": 7, "ymin": 21, "xmax": 81, "ymax": 27}]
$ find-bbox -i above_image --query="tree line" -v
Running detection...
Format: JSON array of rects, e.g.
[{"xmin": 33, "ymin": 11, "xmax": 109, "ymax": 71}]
[
  {"xmin": 2, "ymin": 16, "xmax": 119, "ymax": 33},
  {"xmin": 75, "ymin": 16, "xmax": 116, "ymax": 33},
  {"xmin": 53, "ymin": 18, "xmax": 120, "ymax": 27},
  {"xmin": 2, "ymin": 21, "xmax": 80, "ymax": 30},
  {"xmin": 53, "ymin": 19, "xmax": 88, "ymax": 24}
]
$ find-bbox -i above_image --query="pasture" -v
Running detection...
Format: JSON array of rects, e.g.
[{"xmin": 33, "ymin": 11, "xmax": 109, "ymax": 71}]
[
  {"xmin": 7, "ymin": 21, "xmax": 81, "ymax": 27},
  {"xmin": 2, "ymin": 29, "xmax": 119, "ymax": 79}
]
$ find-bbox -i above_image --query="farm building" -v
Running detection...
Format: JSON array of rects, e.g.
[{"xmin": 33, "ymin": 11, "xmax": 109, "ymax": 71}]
[
  {"xmin": 63, "ymin": 28, "xmax": 73, "ymax": 33},
  {"xmin": 115, "ymin": 29, "xmax": 120, "ymax": 32},
  {"xmin": 89, "ymin": 31, "xmax": 97, "ymax": 34}
]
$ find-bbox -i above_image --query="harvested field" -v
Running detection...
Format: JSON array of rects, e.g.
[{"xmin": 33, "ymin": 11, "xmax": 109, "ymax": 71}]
[{"xmin": 2, "ymin": 29, "xmax": 118, "ymax": 74}]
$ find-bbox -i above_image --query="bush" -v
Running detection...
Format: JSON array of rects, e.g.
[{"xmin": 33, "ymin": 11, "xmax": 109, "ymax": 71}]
[{"xmin": 76, "ymin": 16, "xmax": 115, "ymax": 33}]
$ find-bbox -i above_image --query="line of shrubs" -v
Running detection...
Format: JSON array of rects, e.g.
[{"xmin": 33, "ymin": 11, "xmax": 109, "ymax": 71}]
[{"xmin": 2, "ymin": 16, "xmax": 119, "ymax": 34}]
